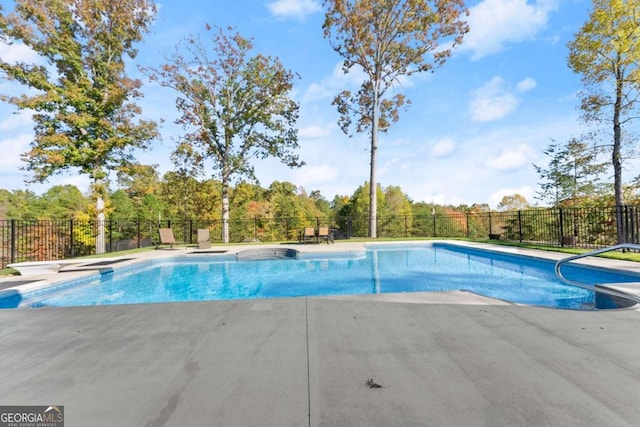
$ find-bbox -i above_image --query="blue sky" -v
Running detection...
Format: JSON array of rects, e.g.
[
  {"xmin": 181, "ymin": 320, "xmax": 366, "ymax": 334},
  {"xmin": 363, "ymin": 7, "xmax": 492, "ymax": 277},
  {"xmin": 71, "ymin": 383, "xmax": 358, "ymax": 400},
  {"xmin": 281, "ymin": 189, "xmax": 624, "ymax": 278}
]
[{"xmin": 0, "ymin": 0, "xmax": 619, "ymax": 207}]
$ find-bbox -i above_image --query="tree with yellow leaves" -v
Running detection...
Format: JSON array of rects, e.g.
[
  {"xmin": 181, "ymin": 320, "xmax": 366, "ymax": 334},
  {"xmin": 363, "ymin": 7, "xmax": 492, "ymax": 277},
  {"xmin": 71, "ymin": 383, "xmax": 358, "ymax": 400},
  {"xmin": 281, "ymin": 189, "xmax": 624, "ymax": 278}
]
[
  {"xmin": 567, "ymin": 0, "xmax": 640, "ymax": 243},
  {"xmin": 0, "ymin": 0, "xmax": 159, "ymax": 253}
]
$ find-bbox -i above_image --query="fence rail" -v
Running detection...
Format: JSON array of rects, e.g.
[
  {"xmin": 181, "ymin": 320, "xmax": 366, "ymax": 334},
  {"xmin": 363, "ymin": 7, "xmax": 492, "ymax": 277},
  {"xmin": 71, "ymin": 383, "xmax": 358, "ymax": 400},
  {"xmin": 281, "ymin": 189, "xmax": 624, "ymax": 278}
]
[{"xmin": 2, "ymin": 205, "xmax": 640, "ymax": 269}]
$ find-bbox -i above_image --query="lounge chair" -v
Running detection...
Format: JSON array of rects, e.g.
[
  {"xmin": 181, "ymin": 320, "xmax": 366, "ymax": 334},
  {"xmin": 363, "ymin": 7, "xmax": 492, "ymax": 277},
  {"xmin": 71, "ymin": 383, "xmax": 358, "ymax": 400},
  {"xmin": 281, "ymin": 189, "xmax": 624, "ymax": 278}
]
[
  {"xmin": 317, "ymin": 227, "xmax": 333, "ymax": 244},
  {"xmin": 302, "ymin": 227, "xmax": 316, "ymax": 244},
  {"xmin": 197, "ymin": 228, "xmax": 211, "ymax": 249},
  {"xmin": 157, "ymin": 228, "xmax": 177, "ymax": 249}
]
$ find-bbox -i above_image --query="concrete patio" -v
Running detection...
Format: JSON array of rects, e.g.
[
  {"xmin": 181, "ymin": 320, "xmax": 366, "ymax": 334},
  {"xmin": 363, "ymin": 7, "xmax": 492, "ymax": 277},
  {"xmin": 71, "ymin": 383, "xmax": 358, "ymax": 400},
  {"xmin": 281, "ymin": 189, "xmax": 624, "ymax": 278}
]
[
  {"xmin": 1, "ymin": 242, "xmax": 640, "ymax": 426},
  {"xmin": 1, "ymin": 294, "xmax": 640, "ymax": 426}
]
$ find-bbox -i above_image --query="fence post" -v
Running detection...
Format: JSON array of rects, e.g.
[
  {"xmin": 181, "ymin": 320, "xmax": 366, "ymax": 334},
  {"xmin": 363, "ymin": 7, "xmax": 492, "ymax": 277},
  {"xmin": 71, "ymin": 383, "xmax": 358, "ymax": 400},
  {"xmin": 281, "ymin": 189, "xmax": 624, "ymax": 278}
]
[
  {"xmin": 137, "ymin": 219, "xmax": 141, "ymax": 248},
  {"xmin": 466, "ymin": 212, "xmax": 470, "ymax": 238},
  {"xmin": 69, "ymin": 219, "xmax": 74, "ymax": 258},
  {"xmin": 10, "ymin": 219, "xmax": 16, "ymax": 264},
  {"xmin": 629, "ymin": 206, "xmax": 637, "ymax": 244},
  {"xmin": 108, "ymin": 220, "xmax": 113, "ymax": 253},
  {"xmin": 254, "ymin": 217, "xmax": 258, "ymax": 241},
  {"xmin": 404, "ymin": 215, "xmax": 408, "ymax": 238},
  {"xmin": 432, "ymin": 214, "xmax": 436, "ymax": 237},
  {"xmin": 624, "ymin": 205, "xmax": 631, "ymax": 244},
  {"xmin": 488, "ymin": 211, "xmax": 492, "ymax": 235},
  {"xmin": 558, "ymin": 208, "xmax": 564, "ymax": 247},
  {"xmin": 616, "ymin": 205, "xmax": 625, "ymax": 244},
  {"xmin": 285, "ymin": 218, "xmax": 289, "ymax": 241},
  {"xmin": 518, "ymin": 210, "xmax": 523, "ymax": 242}
]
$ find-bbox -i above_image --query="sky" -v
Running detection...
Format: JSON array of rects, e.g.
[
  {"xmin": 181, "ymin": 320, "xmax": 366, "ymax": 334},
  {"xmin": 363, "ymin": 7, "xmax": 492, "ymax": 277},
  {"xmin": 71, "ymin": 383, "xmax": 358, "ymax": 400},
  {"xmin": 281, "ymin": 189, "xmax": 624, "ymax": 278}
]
[{"xmin": 0, "ymin": 0, "xmax": 625, "ymax": 208}]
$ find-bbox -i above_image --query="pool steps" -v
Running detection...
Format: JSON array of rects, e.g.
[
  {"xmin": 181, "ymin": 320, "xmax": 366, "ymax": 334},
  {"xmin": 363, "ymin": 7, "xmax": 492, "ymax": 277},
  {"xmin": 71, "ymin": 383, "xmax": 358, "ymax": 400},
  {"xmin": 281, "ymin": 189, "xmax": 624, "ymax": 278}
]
[
  {"xmin": 235, "ymin": 248, "xmax": 299, "ymax": 261},
  {"xmin": 555, "ymin": 244, "xmax": 640, "ymax": 308}
]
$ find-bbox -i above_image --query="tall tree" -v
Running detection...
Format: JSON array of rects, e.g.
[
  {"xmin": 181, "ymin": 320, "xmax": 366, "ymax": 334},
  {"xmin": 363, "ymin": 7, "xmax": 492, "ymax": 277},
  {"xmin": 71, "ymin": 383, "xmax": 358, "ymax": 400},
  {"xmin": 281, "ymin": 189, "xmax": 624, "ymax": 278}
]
[
  {"xmin": 323, "ymin": 0, "xmax": 468, "ymax": 238},
  {"xmin": 145, "ymin": 25, "xmax": 304, "ymax": 243},
  {"xmin": 567, "ymin": 0, "xmax": 640, "ymax": 242},
  {"xmin": 0, "ymin": 0, "xmax": 159, "ymax": 252},
  {"xmin": 534, "ymin": 138, "xmax": 608, "ymax": 207}
]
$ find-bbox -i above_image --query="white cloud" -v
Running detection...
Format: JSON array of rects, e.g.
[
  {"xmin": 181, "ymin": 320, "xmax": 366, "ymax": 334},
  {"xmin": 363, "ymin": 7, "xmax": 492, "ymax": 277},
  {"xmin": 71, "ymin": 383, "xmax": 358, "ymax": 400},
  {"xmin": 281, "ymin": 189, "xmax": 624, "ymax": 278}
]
[
  {"xmin": 267, "ymin": 0, "xmax": 321, "ymax": 20},
  {"xmin": 431, "ymin": 138, "xmax": 456, "ymax": 157},
  {"xmin": 56, "ymin": 174, "xmax": 91, "ymax": 192},
  {"xmin": 461, "ymin": 0, "xmax": 556, "ymax": 60},
  {"xmin": 0, "ymin": 133, "xmax": 30, "ymax": 169},
  {"xmin": 468, "ymin": 76, "xmax": 536, "ymax": 121},
  {"xmin": 302, "ymin": 83, "xmax": 332, "ymax": 103},
  {"xmin": 469, "ymin": 76, "xmax": 520, "ymax": 122},
  {"xmin": 516, "ymin": 77, "xmax": 537, "ymax": 92},
  {"xmin": 484, "ymin": 144, "xmax": 534, "ymax": 171},
  {"xmin": 299, "ymin": 124, "xmax": 331, "ymax": 139},
  {"xmin": 0, "ymin": 41, "xmax": 41, "ymax": 64},
  {"xmin": 0, "ymin": 110, "xmax": 34, "ymax": 131}
]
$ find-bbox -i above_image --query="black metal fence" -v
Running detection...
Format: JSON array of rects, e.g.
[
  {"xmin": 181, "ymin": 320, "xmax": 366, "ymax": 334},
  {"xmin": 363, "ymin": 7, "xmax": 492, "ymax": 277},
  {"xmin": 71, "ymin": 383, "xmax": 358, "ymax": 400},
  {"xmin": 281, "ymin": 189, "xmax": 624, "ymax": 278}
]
[{"xmin": 2, "ymin": 205, "xmax": 640, "ymax": 269}]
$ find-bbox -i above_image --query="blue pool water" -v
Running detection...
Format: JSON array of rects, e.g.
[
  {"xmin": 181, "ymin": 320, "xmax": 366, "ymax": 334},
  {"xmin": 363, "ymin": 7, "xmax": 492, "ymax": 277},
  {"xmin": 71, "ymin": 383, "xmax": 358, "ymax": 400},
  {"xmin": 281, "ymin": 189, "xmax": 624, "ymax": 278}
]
[{"xmin": 3, "ymin": 243, "xmax": 640, "ymax": 310}]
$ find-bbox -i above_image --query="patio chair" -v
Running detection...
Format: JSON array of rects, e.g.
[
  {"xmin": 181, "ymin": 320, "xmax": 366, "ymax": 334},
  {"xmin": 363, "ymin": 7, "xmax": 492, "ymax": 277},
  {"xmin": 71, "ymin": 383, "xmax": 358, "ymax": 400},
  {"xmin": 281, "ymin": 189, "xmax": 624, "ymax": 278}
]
[
  {"xmin": 317, "ymin": 227, "xmax": 333, "ymax": 244},
  {"xmin": 157, "ymin": 228, "xmax": 177, "ymax": 249},
  {"xmin": 197, "ymin": 228, "xmax": 211, "ymax": 249},
  {"xmin": 302, "ymin": 227, "xmax": 316, "ymax": 244}
]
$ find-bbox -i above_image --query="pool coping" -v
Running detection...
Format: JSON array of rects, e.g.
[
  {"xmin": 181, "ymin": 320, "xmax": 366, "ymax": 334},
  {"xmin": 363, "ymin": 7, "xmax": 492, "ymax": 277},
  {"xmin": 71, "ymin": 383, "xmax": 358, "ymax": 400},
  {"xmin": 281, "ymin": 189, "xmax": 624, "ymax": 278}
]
[{"xmin": 2, "ymin": 240, "xmax": 640, "ymax": 308}]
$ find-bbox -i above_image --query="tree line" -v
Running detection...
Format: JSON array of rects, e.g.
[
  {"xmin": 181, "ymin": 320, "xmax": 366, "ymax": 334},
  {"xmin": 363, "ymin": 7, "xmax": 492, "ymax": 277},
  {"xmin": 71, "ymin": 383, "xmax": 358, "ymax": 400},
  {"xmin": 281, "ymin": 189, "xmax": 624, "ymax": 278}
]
[
  {"xmin": 0, "ymin": 175, "xmax": 443, "ymax": 225},
  {"xmin": 3, "ymin": 153, "xmax": 640, "ymax": 225}
]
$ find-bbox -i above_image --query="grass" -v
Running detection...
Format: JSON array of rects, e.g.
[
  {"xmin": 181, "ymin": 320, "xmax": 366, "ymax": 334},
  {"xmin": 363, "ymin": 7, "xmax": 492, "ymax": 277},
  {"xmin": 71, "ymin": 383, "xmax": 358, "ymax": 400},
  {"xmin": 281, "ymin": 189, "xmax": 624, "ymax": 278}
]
[{"xmin": 0, "ymin": 268, "xmax": 17, "ymax": 277}]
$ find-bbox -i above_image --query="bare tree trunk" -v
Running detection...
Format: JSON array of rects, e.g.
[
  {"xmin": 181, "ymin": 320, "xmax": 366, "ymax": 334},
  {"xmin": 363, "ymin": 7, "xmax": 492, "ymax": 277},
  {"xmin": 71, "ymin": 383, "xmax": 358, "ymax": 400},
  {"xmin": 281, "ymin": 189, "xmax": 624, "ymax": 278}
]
[
  {"xmin": 221, "ymin": 179, "xmax": 230, "ymax": 244},
  {"xmin": 369, "ymin": 89, "xmax": 380, "ymax": 239},
  {"xmin": 614, "ymin": 67, "xmax": 625, "ymax": 244},
  {"xmin": 96, "ymin": 197, "xmax": 105, "ymax": 254},
  {"xmin": 94, "ymin": 176, "xmax": 106, "ymax": 254}
]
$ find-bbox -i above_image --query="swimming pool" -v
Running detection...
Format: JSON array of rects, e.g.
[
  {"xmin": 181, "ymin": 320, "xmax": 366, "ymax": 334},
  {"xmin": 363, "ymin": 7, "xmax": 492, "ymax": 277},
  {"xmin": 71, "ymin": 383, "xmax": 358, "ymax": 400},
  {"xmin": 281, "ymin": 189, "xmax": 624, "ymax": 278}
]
[{"xmin": 2, "ymin": 243, "xmax": 640, "ymax": 310}]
